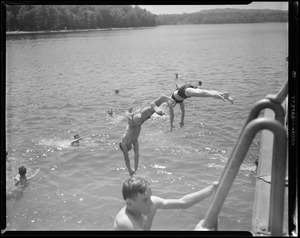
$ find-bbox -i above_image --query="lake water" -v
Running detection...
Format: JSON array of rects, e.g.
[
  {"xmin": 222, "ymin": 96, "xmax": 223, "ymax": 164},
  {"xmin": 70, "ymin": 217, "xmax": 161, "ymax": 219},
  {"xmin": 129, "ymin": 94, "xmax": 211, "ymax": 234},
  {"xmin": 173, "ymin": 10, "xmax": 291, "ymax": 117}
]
[{"xmin": 5, "ymin": 23, "xmax": 287, "ymax": 232}]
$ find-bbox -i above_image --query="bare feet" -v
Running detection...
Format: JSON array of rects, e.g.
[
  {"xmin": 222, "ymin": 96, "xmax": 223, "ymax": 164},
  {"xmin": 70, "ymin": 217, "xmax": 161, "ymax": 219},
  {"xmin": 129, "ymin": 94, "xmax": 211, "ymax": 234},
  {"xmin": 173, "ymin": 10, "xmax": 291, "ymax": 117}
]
[
  {"xmin": 150, "ymin": 102, "xmax": 165, "ymax": 116},
  {"xmin": 221, "ymin": 92, "xmax": 234, "ymax": 104},
  {"xmin": 129, "ymin": 170, "xmax": 136, "ymax": 176}
]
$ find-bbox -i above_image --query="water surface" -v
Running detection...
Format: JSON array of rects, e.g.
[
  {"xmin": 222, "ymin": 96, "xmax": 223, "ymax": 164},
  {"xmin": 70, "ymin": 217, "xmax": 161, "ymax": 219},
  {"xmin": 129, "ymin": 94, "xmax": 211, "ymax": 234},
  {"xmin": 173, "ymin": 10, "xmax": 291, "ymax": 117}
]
[{"xmin": 5, "ymin": 23, "xmax": 287, "ymax": 231}]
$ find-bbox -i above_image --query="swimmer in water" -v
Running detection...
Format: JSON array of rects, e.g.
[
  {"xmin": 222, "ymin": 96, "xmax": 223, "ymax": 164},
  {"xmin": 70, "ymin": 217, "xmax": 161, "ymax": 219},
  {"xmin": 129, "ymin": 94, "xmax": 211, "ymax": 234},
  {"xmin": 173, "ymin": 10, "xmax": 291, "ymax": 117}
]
[
  {"xmin": 70, "ymin": 134, "xmax": 82, "ymax": 147},
  {"xmin": 6, "ymin": 166, "xmax": 39, "ymax": 200},
  {"xmin": 175, "ymin": 73, "xmax": 184, "ymax": 79},
  {"xmin": 14, "ymin": 166, "xmax": 39, "ymax": 186},
  {"xmin": 169, "ymin": 81, "xmax": 234, "ymax": 131},
  {"xmin": 114, "ymin": 176, "xmax": 219, "ymax": 230},
  {"xmin": 108, "ymin": 109, "xmax": 113, "ymax": 116},
  {"xmin": 119, "ymin": 95, "xmax": 175, "ymax": 176}
]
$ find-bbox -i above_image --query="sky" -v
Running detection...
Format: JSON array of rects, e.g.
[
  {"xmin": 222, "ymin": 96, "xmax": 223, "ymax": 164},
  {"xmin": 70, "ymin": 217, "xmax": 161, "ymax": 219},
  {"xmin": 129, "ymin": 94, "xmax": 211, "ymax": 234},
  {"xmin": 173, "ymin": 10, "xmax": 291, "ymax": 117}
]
[{"xmin": 138, "ymin": 2, "xmax": 289, "ymax": 15}]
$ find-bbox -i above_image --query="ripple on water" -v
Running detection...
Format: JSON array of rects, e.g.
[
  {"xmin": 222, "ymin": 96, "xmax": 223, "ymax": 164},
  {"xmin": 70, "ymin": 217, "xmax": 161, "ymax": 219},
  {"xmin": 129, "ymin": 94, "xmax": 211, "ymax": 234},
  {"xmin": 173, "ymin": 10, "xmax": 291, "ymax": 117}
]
[{"xmin": 5, "ymin": 23, "xmax": 287, "ymax": 231}]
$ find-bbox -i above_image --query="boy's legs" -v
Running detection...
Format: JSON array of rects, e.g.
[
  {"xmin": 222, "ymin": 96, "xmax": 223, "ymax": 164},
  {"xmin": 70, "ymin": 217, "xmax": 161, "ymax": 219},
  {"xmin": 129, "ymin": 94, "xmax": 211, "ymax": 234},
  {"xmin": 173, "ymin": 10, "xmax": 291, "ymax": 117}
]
[
  {"xmin": 132, "ymin": 95, "xmax": 175, "ymax": 125},
  {"xmin": 134, "ymin": 105, "xmax": 162, "ymax": 125},
  {"xmin": 140, "ymin": 95, "xmax": 174, "ymax": 117},
  {"xmin": 186, "ymin": 88, "xmax": 234, "ymax": 103},
  {"xmin": 220, "ymin": 92, "xmax": 234, "ymax": 104},
  {"xmin": 154, "ymin": 95, "xmax": 175, "ymax": 107}
]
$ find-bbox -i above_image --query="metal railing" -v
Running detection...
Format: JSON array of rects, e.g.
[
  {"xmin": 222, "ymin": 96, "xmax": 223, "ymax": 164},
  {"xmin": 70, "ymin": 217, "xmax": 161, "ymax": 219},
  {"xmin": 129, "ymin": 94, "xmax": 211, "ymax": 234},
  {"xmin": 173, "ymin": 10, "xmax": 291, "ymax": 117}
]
[{"xmin": 198, "ymin": 81, "xmax": 288, "ymax": 236}]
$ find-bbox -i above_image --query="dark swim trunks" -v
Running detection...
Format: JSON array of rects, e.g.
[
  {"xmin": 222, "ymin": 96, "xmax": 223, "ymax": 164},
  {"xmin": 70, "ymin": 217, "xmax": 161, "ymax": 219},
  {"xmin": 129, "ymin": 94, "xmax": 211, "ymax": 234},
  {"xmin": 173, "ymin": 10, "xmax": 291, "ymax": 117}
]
[
  {"xmin": 171, "ymin": 84, "xmax": 197, "ymax": 103},
  {"xmin": 177, "ymin": 84, "xmax": 197, "ymax": 98},
  {"xmin": 171, "ymin": 93, "xmax": 184, "ymax": 104},
  {"xmin": 119, "ymin": 142, "xmax": 132, "ymax": 152}
]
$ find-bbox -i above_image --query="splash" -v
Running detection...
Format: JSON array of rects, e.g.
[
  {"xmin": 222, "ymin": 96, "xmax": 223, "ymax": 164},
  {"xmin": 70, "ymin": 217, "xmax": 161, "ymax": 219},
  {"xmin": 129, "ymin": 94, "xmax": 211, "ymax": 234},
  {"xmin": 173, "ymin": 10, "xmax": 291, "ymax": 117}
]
[
  {"xmin": 38, "ymin": 138, "xmax": 73, "ymax": 150},
  {"xmin": 106, "ymin": 114, "xmax": 127, "ymax": 125},
  {"xmin": 205, "ymin": 151, "xmax": 257, "ymax": 173},
  {"xmin": 205, "ymin": 162, "xmax": 256, "ymax": 172}
]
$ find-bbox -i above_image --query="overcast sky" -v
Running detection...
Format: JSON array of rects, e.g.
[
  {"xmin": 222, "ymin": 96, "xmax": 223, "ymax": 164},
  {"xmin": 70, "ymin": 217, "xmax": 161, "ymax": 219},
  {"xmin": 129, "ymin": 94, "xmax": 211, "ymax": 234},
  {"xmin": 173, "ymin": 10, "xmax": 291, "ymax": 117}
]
[{"xmin": 139, "ymin": 2, "xmax": 289, "ymax": 15}]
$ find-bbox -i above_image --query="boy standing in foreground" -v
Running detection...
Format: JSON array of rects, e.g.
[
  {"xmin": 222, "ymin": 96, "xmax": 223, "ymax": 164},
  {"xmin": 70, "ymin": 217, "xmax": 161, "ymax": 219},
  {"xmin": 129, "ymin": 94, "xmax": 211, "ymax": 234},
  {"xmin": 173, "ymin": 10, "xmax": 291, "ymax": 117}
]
[{"xmin": 114, "ymin": 176, "xmax": 218, "ymax": 230}]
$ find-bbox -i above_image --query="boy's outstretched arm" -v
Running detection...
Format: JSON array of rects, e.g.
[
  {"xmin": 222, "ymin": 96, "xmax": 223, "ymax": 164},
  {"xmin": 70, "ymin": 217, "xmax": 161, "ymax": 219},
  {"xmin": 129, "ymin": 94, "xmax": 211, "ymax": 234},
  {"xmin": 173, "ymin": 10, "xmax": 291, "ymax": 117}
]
[
  {"xmin": 154, "ymin": 181, "xmax": 219, "ymax": 210},
  {"xmin": 70, "ymin": 137, "xmax": 82, "ymax": 146},
  {"xmin": 27, "ymin": 168, "xmax": 40, "ymax": 180}
]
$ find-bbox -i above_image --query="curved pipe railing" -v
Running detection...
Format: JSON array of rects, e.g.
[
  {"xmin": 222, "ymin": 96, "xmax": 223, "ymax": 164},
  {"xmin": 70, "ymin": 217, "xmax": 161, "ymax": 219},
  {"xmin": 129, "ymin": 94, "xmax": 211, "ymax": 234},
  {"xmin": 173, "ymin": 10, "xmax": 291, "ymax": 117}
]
[
  {"xmin": 233, "ymin": 95, "xmax": 285, "ymax": 151},
  {"xmin": 246, "ymin": 98, "xmax": 285, "ymax": 125},
  {"xmin": 239, "ymin": 80, "xmax": 288, "ymax": 133},
  {"xmin": 265, "ymin": 80, "xmax": 288, "ymax": 105},
  {"xmin": 212, "ymin": 99, "xmax": 286, "ymax": 232},
  {"xmin": 230, "ymin": 98, "xmax": 285, "ymax": 166},
  {"xmin": 201, "ymin": 118, "xmax": 287, "ymax": 236}
]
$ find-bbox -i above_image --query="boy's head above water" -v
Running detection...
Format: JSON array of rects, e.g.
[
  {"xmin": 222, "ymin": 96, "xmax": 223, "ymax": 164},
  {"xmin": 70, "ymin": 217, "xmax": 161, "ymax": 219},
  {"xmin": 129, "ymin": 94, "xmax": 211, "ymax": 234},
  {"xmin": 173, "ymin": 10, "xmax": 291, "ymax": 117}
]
[{"xmin": 19, "ymin": 166, "xmax": 27, "ymax": 176}]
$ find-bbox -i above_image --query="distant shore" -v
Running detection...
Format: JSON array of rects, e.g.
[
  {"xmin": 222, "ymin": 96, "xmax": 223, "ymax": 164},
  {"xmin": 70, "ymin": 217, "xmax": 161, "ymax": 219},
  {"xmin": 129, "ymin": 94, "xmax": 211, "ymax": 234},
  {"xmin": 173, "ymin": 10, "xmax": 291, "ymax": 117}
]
[
  {"xmin": 6, "ymin": 22, "xmax": 286, "ymax": 36},
  {"xmin": 6, "ymin": 26, "xmax": 155, "ymax": 35}
]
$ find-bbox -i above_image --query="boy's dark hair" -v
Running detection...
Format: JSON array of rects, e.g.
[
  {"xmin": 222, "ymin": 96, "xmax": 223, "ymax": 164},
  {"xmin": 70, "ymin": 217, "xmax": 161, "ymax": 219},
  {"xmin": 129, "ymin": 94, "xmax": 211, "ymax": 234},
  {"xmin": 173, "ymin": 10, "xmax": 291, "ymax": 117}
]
[
  {"xmin": 122, "ymin": 177, "xmax": 150, "ymax": 200},
  {"xmin": 19, "ymin": 166, "xmax": 27, "ymax": 176}
]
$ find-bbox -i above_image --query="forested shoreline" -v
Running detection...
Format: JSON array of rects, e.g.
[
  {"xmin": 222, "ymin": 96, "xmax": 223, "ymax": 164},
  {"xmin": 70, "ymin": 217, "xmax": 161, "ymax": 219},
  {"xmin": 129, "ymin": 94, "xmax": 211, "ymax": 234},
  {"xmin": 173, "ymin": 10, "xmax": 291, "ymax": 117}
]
[
  {"xmin": 6, "ymin": 5, "xmax": 288, "ymax": 32},
  {"xmin": 156, "ymin": 8, "xmax": 288, "ymax": 25},
  {"xmin": 6, "ymin": 5, "xmax": 156, "ymax": 31}
]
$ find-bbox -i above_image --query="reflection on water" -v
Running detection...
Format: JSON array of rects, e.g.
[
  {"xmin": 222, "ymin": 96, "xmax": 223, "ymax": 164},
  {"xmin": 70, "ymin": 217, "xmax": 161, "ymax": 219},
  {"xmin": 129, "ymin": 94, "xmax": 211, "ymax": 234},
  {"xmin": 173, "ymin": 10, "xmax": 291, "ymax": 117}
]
[{"xmin": 5, "ymin": 23, "xmax": 287, "ymax": 231}]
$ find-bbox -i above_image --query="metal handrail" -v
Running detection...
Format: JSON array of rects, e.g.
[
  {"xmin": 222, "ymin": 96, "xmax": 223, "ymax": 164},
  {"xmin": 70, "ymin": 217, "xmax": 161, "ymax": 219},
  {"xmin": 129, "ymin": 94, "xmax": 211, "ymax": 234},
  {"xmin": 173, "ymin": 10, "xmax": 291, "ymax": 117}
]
[
  {"xmin": 196, "ymin": 81, "xmax": 288, "ymax": 234},
  {"xmin": 265, "ymin": 80, "xmax": 288, "ymax": 105},
  {"xmin": 201, "ymin": 117, "xmax": 287, "ymax": 236},
  {"xmin": 233, "ymin": 81, "xmax": 287, "ymax": 151},
  {"xmin": 246, "ymin": 98, "xmax": 285, "ymax": 125},
  {"xmin": 229, "ymin": 94, "xmax": 286, "ymax": 175},
  {"xmin": 230, "ymin": 98, "xmax": 285, "ymax": 164}
]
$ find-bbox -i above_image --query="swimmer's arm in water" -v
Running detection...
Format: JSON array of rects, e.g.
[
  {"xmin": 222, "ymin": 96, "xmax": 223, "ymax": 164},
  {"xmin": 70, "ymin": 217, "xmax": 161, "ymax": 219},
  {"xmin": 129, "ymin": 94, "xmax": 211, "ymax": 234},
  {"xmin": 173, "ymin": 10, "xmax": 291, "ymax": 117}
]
[
  {"xmin": 27, "ymin": 168, "xmax": 40, "ymax": 180},
  {"xmin": 14, "ymin": 174, "xmax": 20, "ymax": 186},
  {"xmin": 70, "ymin": 137, "xmax": 82, "ymax": 146},
  {"xmin": 179, "ymin": 102, "xmax": 185, "ymax": 128},
  {"xmin": 120, "ymin": 143, "xmax": 135, "ymax": 176}
]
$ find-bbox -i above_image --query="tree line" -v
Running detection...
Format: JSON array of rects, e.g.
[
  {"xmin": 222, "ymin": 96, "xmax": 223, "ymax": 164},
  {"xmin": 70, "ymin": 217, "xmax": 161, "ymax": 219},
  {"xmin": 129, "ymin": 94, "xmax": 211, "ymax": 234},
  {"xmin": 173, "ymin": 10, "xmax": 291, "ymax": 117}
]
[
  {"xmin": 6, "ymin": 5, "xmax": 157, "ymax": 31},
  {"xmin": 6, "ymin": 5, "xmax": 288, "ymax": 32},
  {"xmin": 156, "ymin": 8, "xmax": 288, "ymax": 25}
]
